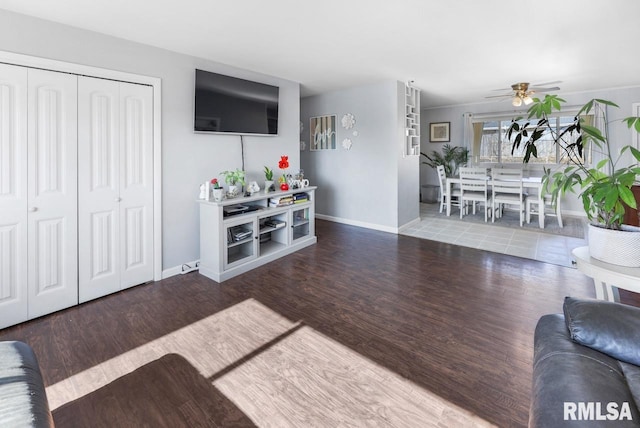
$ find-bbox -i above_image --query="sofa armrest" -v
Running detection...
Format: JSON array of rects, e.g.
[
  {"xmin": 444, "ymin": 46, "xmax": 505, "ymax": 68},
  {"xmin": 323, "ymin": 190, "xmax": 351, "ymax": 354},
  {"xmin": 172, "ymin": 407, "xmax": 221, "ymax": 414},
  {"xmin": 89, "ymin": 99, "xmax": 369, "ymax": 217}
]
[{"xmin": 0, "ymin": 341, "xmax": 54, "ymax": 428}]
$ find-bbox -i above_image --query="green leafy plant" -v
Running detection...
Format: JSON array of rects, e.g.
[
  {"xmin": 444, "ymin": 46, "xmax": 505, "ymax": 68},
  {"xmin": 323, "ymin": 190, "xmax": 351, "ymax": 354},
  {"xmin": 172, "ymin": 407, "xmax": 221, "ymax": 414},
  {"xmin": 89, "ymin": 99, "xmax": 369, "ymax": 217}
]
[
  {"xmin": 264, "ymin": 166, "xmax": 274, "ymax": 181},
  {"xmin": 506, "ymin": 94, "xmax": 640, "ymax": 230},
  {"xmin": 421, "ymin": 144, "xmax": 468, "ymax": 176},
  {"xmin": 220, "ymin": 169, "xmax": 246, "ymax": 186}
]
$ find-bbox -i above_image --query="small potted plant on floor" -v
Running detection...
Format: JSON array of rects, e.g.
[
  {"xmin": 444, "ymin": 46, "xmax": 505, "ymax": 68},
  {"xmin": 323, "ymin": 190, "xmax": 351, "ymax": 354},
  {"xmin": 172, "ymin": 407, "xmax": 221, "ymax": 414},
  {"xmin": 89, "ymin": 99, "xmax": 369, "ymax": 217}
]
[
  {"xmin": 506, "ymin": 95, "xmax": 640, "ymax": 266},
  {"xmin": 220, "ymin": 169, "xmax": 246, "ymax": 197},
  {"xmin": 264, "ymin": 166, "xmax": 275, "ymax": 192}
]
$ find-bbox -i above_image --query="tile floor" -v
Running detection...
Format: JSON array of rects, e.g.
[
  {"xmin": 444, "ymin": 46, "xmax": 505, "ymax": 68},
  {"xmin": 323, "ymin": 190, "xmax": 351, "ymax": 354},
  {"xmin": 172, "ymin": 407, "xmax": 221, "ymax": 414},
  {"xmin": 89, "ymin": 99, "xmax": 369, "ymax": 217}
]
[{"xmin": 402, "ymin": 203, "xmax": 587, "ymax": 268}]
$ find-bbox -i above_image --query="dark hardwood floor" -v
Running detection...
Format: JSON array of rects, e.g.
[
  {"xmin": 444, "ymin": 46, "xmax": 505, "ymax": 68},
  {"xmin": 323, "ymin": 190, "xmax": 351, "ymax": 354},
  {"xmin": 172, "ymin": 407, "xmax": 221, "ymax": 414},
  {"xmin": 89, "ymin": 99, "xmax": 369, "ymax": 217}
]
[{"xmin": 1, "ymin": 220, "xmax": 636, "ymax": 427}]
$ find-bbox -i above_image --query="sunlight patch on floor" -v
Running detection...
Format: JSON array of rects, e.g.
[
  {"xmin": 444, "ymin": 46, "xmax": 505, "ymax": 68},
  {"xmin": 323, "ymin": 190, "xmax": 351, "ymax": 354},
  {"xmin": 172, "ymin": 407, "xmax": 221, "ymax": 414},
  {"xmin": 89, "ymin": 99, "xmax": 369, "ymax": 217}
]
[
  {"xmin": 214, "ymin": 324, "xmax": 494, "ymax": 427},
  {"xmin": 45, "ymin": 299, "xmax": 296, "ymax": 410},
  {"xmin": 45, "ymin": 298, "xmax": 494, "ymax": 427}
]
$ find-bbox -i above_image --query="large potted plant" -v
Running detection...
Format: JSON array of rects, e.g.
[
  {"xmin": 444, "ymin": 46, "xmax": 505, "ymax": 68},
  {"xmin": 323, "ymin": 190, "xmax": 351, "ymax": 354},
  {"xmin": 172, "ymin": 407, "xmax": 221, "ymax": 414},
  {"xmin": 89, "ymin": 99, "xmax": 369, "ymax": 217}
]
[
  {"xmin": 421, "ymin": 144, "xmax": 469, "ymax": 177},
  {"xmin": 506, "ymin": 95, "xmax": 640, "ymax": 266}
]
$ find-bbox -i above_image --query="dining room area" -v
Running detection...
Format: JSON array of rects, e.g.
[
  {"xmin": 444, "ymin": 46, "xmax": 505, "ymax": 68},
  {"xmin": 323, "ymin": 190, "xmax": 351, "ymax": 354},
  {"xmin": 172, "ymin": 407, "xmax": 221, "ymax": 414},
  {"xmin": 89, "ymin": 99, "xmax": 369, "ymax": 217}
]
[
  {"xmin": 442, "ymin": 166, "xmax": 556, "ymax": 225},
  {"xmin": 404, "ymin": 164, "xmax": 587, "ymax": 268}
]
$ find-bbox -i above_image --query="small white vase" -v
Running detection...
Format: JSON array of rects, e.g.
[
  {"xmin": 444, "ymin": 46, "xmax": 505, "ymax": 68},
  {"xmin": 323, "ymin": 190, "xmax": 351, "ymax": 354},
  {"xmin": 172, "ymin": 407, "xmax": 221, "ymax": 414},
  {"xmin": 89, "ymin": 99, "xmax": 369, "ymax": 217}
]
[
  {"xmin": 228, "ymin": 184, "xmax": 239, "ymax": 196},
  {"xmin": 588, "ymin": 223, "xmax": 640, "ymax": 267},
  {"xmin": 212, "ymin": 188, "xmax": 225, "ymax": 202},
  {"xmin": 264, "ymin": 180, "xmax": 275, "ymax": 192}
]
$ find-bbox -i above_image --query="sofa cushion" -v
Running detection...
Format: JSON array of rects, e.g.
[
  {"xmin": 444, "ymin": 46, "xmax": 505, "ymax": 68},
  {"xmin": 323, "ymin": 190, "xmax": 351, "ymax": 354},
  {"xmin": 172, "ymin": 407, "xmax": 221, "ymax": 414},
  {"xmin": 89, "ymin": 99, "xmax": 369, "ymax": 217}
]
[{"xmin": 563, "ymin": 296, "xmax": 640, "ymax": 366}]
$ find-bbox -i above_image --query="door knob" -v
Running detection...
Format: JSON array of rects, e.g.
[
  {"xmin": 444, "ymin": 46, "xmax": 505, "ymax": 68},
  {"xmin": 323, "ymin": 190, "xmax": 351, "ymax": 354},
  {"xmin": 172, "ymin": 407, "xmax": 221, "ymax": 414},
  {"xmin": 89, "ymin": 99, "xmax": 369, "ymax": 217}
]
[
  {"xmin": 115, "ymin": 197, "xmax": 122, "ymax": 202},
  {"xmin": 28, "ymin": 207, "xmax": 38, "ymax": 212}
]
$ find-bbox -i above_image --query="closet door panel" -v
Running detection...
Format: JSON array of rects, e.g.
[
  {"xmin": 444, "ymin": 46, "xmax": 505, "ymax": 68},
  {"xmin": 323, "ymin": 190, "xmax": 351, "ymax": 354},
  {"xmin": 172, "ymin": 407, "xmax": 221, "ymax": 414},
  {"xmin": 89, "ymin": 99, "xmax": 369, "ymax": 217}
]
[
  {"xmin": 78, "ymin": 77, "xmax": 120, "ymax": 303},
  {"xmin": 27, "ymin": 69, "xmax": 78, "ymax": 319},
  {"xmin": 78, "ymin": 79, "xmax": 153, "ymax": 298},
  {"xmin": 120, "ymin": 83, "xmax": 153, "ymax": 289},
  {"xmin": 0, "ymin": 63, "xmax": 28, "ymax": 329}
]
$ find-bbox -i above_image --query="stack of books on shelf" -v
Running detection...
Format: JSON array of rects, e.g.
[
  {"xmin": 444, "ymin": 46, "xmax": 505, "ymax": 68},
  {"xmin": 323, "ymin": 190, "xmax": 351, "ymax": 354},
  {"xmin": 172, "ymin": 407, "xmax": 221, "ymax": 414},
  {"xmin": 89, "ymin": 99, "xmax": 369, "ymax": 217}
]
[
  {"xmin": 269, "ymin": 195, "xmax": 294, "ymax": 207},
  {"xmin": 260, "ymin": 233, "xmax": 271, "ymax": 244},
  {"xmin": 259, "ymin": 219, "xmax": 286, "ymax": 244},
  {"xmin": 263, "ymin": 219, "xmax": 286, "ymax": 230},
  {"xmin": 227, "ymin": 226, "xmax": 252, "ymax": 244},
  {"xmin": 293, "ymin": 192, "xmax": 309, "ymax": 204}
]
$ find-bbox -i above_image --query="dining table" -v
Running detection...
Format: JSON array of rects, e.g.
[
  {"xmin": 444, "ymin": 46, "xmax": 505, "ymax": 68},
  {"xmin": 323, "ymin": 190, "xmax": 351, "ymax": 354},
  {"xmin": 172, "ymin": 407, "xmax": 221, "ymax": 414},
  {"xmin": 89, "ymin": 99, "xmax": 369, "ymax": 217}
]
[{"xmin": 446, "ymin": 175, "xmax": 544, "ymax": 227}]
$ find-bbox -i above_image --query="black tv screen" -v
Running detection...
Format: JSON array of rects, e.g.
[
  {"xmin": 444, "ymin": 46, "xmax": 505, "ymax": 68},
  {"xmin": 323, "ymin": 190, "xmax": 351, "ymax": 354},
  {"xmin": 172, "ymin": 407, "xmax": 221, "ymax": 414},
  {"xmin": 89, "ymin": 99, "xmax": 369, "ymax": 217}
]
[{"xmin": 194, "ymin": 69, "xmax": 279, "ymax": 135}]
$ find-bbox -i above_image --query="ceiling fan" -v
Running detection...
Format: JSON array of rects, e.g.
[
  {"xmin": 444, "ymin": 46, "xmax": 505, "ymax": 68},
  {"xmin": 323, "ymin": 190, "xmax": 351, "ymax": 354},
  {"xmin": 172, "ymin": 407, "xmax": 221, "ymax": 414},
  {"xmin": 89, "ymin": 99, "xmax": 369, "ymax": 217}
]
[{"xmin": 487, "ymin": 81, "xmax": 561, "ymax": 106}]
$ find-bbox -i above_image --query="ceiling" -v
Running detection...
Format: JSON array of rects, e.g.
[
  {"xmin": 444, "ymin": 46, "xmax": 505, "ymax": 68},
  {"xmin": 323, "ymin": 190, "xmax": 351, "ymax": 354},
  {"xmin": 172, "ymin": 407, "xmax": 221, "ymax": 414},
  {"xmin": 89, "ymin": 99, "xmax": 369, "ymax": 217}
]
[{"xmin": 1, "ymin": 0, "xmax": 639, "ymax": 109}]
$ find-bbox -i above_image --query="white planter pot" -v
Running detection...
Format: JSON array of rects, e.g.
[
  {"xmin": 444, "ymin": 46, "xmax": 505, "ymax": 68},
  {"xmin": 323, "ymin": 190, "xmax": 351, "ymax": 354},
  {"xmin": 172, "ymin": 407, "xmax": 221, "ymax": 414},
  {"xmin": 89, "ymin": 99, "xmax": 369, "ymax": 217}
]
[
  {"xmin": 212, "ymin": 188, "xmax": 225, "ymax": 202},
  {"xmin": 588, "ymin": 223, "xmax": 640, "ymax": 267},
  {"xmin": 228, "ymin": 184, "xmax": 240, "ymax": 196},
  {"xmin": 264, "ymin": 180, "xmax": 275, "ymax": 193}
]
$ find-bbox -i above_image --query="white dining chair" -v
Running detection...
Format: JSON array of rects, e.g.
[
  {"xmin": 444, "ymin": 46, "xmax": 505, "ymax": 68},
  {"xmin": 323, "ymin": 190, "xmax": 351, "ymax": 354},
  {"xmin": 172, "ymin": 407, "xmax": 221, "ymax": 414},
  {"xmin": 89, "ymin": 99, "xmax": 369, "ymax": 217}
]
[
  {"xmin": 436, "ymin": 165, "xmax": 461, "ymax": 214},
  {"xmin": 459, "ymin": 166, "xmax": 491, "ymax": 222},
  {"xmin": 492, "ymin": 168, "xmax": 527, "ymax": 227},
  {"xmin": 527, "ymin": 193, "xmax": 563, "ymax": 228}
]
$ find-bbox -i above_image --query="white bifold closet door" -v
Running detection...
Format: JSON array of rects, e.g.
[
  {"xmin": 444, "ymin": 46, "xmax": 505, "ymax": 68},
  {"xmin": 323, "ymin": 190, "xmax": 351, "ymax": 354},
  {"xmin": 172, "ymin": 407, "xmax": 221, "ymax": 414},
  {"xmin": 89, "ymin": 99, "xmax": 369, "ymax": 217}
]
[
  {"xmin": 27, "ymin": 68, "xmax": 79, "ymax": 319},
  {"xmin": 1, "ymin": 65, "xmax": 79, "ymax": 327},
  {"xmin": 0, "ymin": 63, "xmax": 29, "ymax": 328},
  {"xmin": 78, "ymin": 76, "xmax": 153, "ymax": 303}
]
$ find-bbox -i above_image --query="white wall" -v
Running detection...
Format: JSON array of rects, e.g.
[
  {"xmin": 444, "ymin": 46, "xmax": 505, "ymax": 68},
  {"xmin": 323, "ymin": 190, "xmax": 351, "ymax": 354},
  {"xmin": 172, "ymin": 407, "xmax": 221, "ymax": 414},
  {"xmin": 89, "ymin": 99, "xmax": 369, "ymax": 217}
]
[
  {"xmin": 421, "ymin": 87, "xmax": 640, "ymax": 214},
  {"xmin": 300, "ymin": 80, "xmax": 419, "ymax": 231},
  {"xmin": 0, "ymin": 9, "xmax": 301, "ymax": 272}
]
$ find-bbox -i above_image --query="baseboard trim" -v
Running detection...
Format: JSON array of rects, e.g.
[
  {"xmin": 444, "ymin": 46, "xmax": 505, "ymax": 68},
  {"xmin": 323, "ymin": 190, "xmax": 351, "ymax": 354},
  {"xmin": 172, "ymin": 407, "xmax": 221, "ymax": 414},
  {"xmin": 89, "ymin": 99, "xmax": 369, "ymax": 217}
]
[
  {"xmin": 162, "ymin": 259, "xmax": 200, "ymax": 279},
  {"xmin": 316, "ymin": 214, "xmax": 421, "ymax": 234}
]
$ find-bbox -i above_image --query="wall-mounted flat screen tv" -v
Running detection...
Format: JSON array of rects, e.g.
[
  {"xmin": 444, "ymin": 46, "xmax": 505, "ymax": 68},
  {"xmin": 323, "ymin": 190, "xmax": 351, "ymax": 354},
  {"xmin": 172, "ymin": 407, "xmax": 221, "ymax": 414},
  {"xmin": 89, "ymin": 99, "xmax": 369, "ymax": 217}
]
[{"xmin": 194, "ymin": 69, "xmax": 279, "ymax": 135}]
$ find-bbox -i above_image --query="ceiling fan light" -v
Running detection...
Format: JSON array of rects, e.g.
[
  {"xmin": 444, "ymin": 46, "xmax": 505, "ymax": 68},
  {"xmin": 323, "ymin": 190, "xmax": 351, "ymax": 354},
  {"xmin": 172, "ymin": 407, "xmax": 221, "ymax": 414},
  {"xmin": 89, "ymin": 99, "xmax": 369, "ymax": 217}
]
[
  {"xmin": 523, "ymin": 95, "xmax": 533, "ymax": 105},
  {"xmin": 512, "ymin": 96, "xmax": 522, "ymax": 107}
]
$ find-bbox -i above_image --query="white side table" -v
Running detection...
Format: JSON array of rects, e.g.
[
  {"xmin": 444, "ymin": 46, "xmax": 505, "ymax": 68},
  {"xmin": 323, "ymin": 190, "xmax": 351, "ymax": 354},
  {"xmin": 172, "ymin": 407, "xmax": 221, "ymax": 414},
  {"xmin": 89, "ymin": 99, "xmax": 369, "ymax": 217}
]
[{"xmin": 572, "ymin": 246, "xmax": 640, "ymax": 302}]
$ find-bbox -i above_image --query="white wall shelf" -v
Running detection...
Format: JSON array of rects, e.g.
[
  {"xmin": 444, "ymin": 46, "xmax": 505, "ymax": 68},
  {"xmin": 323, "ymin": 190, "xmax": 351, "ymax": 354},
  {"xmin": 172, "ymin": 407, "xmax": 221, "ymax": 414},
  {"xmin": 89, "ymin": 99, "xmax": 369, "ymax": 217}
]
[{"xmin": 405, "ymin": 84, "xmax": 421, "ymax": 156}]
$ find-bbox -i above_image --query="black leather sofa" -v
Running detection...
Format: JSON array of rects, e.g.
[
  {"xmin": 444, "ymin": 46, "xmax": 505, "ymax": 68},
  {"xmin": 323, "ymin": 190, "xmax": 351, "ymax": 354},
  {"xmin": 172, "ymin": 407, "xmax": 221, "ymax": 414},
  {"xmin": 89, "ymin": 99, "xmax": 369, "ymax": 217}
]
[
  {"xmin": 531, "ymin": 297, "xmax": 640, "ymax": 427},
  {"xmin": 0, "ymin": 341, "xmax": 54, "ymax": 427}
]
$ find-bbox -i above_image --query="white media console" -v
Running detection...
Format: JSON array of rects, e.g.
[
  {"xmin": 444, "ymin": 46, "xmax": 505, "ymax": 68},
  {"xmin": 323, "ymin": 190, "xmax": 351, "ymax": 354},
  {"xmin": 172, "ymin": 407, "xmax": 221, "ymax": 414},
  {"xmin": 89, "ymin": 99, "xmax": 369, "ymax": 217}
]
[{"xmin": 198, "ymin": 186, "xmax": 317, "ymax": 282}]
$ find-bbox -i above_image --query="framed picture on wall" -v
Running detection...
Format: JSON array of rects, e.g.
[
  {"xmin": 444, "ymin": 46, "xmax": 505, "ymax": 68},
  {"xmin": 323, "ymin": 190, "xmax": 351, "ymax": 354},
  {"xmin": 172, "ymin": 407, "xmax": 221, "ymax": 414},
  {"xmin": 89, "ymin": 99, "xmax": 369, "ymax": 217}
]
[
  {"xmin": 310, "ymin": 115, "xmax": 337, "ymax": 150},
  {"xmin": 429, "ymin": 122, "xmax": 450, "ymax": 142}
]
